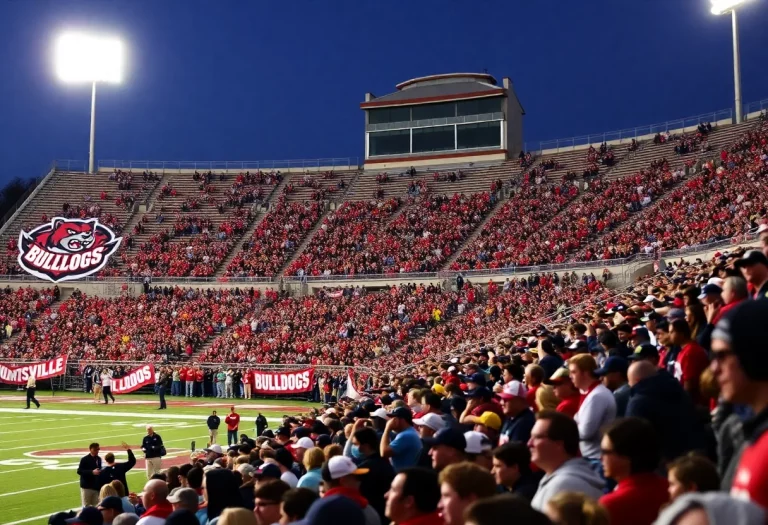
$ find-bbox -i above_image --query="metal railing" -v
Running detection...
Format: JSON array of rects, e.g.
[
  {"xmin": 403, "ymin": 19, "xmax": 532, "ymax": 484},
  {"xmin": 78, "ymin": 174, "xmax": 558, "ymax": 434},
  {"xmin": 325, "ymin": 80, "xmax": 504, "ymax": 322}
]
[
  {"xmin": 282, "ymin": 271, "xmax": 439, "ymax": 283},
  {"xmin": 436, "ymin": 255, "xmax": 650, "ymax": 279},
  {"xmin": 0, "ymin": 274, "xmax": 278, "ymax": 284},
  {"xmin": 744, "ymin": 98, "xmax": 768, "ymax": 116},
  {"xmin": 0, "ymin": 165, "xmax": 56, "ymax": 232},
  {"xmin": 529, "ymin": 108, "xmax": 733, "ymax": 153},
  {"xmin": 0, "ymin": 359, "xmax": 373, "ymax": 373},
  {"xmin": 94, "ymin": 158, "xmax": 361, "ymax": 172}
]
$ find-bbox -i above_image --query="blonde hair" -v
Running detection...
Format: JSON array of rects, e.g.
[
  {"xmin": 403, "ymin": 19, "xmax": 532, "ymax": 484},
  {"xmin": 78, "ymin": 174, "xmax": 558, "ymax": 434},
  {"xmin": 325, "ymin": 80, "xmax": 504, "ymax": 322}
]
[
  {"xmin": 303, "ymin": 447, "xmax": 325, "ymax": 471},
  {"xmin": 535, "ymin": 384, "xmax": 559, "ymax": 411},
  {"xmin": 323, "ymin": 444, "xmax": 343, "ymax": 460},
  {"xmin": 546, "ymin": 492, "xmax": 609, "ymax": 525},
  {"xmin": 568, "ymin": 354, "xmax": 597, "ymax": 374},
  {"xmin": 218, "ymin": 508, "xmax": 257, "ymax": 525},
  {"xmin": 99, "ymin": 484, "xmax": 119, "ymax": 500},
  {"xmin": 110, "ymin": 480, "xmax": 126, "ymax": 497}
]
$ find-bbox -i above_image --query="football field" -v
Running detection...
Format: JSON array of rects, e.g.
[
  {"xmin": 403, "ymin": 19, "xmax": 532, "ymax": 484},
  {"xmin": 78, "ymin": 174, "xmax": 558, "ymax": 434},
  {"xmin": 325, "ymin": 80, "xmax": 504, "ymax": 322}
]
[{"xmin": 0, "ymin": 390, "xmax": 318, "ymax": 525}]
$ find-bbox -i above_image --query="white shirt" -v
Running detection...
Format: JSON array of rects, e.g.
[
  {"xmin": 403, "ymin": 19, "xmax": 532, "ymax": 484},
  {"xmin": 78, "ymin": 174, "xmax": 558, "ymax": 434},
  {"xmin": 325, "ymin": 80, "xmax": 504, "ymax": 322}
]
[
  {"xmin": 574, "ymin": 383, "xmax": 616, "ymax": 459},
  {"xmin": 281, "ymin": 471, "xmax": 299, "ymax": 488},
  {"xmin": 101, "ymin": 374, "xmax": 112, "ymax": 388}
]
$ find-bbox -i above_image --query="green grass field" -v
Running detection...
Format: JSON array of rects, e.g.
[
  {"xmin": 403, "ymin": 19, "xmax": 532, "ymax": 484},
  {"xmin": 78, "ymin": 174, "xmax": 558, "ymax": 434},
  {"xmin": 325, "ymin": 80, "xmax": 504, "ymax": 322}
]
[{"xmin": 0, "ymin": 390, "xmax": 318, "ymax": 525}]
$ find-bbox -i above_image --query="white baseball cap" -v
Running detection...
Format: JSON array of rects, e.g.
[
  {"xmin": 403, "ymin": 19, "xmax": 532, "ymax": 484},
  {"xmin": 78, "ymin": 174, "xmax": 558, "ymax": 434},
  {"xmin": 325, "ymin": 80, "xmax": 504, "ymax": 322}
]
[
  {"xmin": 757, "ymin": 223, "xmax": 768, "ymax": 234},
  {"xmin": 464, "ymin": 431, "xmax": 493, "ymax": 454},
  {"xmin": 324, "ymin": 456, "xmax": 369, "ymax": 480},
  {"xmin": 498, "ymin": 380, "xmax": 528, "ymax": 400},
  {"xmin": 371, "ymin": 408, "xmax": 390, "ymax": 420},
  {"xmin": 295, "ymin": 437, "xmax": 315, "ymax": 449},
  {"xmin": 413, "ymin": 413, "xmax": 445, "ymax": 432},
  {"xmin": 204, "ymin": 444, "xmax": 223, "ymax": 455}
]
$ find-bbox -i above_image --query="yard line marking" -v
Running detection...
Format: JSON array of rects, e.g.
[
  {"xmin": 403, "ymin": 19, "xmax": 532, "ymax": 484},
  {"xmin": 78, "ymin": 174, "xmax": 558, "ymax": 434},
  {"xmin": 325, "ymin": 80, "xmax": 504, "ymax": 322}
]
[
  {"xmin": 0, "ymin": 408, "xmax": 204, "ymax": 420},
  {"xmin": 4, "ymin": 509, "xmax": 78, "ymax": 525},
  {"xmin": 0, "ymin": 420, "xmax": 87, "ymax": 435}
]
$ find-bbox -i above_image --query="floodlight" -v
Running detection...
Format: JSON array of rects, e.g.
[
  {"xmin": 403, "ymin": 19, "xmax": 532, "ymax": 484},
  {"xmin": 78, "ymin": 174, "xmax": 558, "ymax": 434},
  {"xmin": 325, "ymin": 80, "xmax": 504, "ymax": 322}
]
[
  {"xmin": 710, "ymin": 0, "xmax": 748, "ymax": 15},
  {"xmin": 54, "ymin": 32, "xmax": 123, "ymax": 83}
]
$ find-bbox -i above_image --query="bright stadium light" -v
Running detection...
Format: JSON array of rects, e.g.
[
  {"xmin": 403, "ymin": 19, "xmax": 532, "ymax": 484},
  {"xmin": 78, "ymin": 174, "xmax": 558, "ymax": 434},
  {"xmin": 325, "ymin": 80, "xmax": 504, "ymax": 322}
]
[
  {"xmin": 710, "ymin": 0, "xmax": 749, "ymax": 123},
  {"xmin": 54, "ymin": 32, "xmax": 125, "ymax": 173}
]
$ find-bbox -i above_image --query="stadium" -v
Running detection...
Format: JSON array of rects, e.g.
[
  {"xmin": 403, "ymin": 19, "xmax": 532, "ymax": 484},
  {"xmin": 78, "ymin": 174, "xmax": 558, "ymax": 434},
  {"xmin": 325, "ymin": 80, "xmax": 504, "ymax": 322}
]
[{"xmin": 1, "ymin": 1, "xmax": 768, "ymax": 524}]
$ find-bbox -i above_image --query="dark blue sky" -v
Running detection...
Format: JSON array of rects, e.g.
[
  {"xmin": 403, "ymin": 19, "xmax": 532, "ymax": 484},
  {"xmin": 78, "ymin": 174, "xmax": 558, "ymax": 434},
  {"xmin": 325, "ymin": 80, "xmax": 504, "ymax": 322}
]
[{"xmin": 1, "ymin": 0, "xmax": 767, "ymax": 188}]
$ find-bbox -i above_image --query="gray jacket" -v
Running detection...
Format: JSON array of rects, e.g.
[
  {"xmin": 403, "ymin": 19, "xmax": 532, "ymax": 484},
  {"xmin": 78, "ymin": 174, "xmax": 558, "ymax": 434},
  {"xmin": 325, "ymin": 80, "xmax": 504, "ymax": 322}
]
[
  {"xmin": 654, "ymin": 493, "xmax": 764, "ymax": 525},
  {"xmin": 530, "ymin": 458, "xmax": 605, "ymax": 511}
]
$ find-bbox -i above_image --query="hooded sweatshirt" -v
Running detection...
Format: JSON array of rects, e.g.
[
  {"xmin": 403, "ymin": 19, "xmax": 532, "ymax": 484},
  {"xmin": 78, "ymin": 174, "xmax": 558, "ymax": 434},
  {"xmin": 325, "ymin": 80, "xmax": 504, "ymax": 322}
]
[
  {"xmin": 654, "ymin": 492, "xmax": 764, "ymax": 525},
  {"xmin": 530, "ymin": 457, "xmax": 605, "ymax": 511},
  {"xmin": 324, "ymin": 486, "xmax": 382, "ymax": 525}
]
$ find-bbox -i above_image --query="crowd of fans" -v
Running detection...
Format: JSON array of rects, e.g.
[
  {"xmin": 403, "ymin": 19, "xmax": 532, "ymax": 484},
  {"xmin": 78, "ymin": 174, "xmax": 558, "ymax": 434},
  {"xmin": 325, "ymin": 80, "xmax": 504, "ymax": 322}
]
[
  {"xmin": 226, "ymin": 198, "xmax": 323, "ymax": 278},
  {"xmin": 0, "ymin": 286, "xmax": 58, "ymax": 343}
]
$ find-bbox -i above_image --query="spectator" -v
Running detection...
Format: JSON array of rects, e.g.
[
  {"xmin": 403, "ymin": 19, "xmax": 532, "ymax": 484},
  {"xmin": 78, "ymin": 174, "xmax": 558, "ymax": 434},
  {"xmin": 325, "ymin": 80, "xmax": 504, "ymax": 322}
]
[
  {"xmin": 546, "ymin": 368, "xmax": 580, "ymax": 418},
  {"xmin": 384, "ymin": 468, "xmax": 442, "ymax": 525},
  {"xmin": 98, "ymin": 496, "xmax": 124, "ymax": 525},
  {"xmin": 594, "ymin": 357, "xmax": 631, "ymax": 417},
  {"xmin": 297, "ymin": 447, "xmax": 325, "ymax": 492},
  {"xmin": 253, "ymin": 480, "xmax": 290, "ymax": 525},
  {"xmin": 667, "ymin": 455, "xmax": 721, "ymax": 503},
  {"xmin": 437, "ymin": 462, "xmax": 499, "ymax": 525},
  {"xmin": 136, "ymin": 480, "xmax": 172, "ymax": 525},
  {"xmin": 320, "ymin": 456, "xmax": 380, "ymax": 525},
  {"xmin": 711, "ymin": 301, "xmax": 768, "ymax": 508},
  {"xmin": 381, "ymin": 407, "xmax": 422, "ymax": 471},
  {"xmin": 78, "ymin": 443, "xmax": 103, "ymax": 508},
  {"xmin": 538, "ymin": 340, "xmax": 564, "ymax": 380},
  {"xmin": 200, "ymin": 469, "xmax": 245, "ymax": 525},
  {"xmin": 497, "ymin": 381, "xmax": 535, "ymax": 445},
  {"xmin": 654, "ymin": 493, "xmax": 765, "ymax": 525},
  {"xmin": 669, "ymin": 319, "xmax": 710, "ymax": 406},
  {"xmin": 296, "ymin": 495, "xmax": 365, "ymax": 525},
  {"xmin": 491, "ymin": 442, "xmax": 543, "ymax": 501},
  {"xmin": 351, "ymin": 426, "xmax": 394, "ymax": 523},
  {"xmin": 279, "ymin": 488, "xmax": 318, "ymax": 524},
  {"xmin": 167, "ymin": 488, "xmax": 199, "ymax": 514},
  {"xmin": 598, "ymin": 418, "xmax": 668, "ymax": 525},
  {"xmin": 544, "ymin": 492, "xmax": 609, "ymax": 525},
  {"xmin": 568, "ymin": 354, "xmax": 617, "ymax": 465},
  {"xmin": 427, "ymin": 428, "xmax": 467, "ymax": 472},
  {"xmin": 734, "ymin": 250, "xmax": 768, "ymax": 300},
  {"xmin": 529, "ymin": 411, "xmax": 604, "ymax": 511},
  {"xmin": 217, "ymin": 508, "xmax": 256, "ymax": 525},
  {"xmin": 99, "ymin": 443, "xmax": 136, "ymax": 493}
]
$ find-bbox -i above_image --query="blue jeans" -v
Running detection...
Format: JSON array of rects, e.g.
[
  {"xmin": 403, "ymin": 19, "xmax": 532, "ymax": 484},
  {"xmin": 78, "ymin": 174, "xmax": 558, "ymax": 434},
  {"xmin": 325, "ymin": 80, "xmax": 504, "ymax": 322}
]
[
  {"xmin": 185, "ymin": 381, "xmax": 194, "ymax": 396},
  {"xmin": 171, "ymin": 381, "xmax": 181, "ymax": 396}
]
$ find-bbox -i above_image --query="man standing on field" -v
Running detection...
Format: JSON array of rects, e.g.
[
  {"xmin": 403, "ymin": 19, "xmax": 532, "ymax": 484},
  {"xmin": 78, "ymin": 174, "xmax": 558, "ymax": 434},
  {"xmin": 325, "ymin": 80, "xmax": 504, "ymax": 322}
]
[
  {"xmin": 225, "ymin": 405, "xmax": 240, "ymax": 446},
  {"xmin": 77, "ymin": 442, "xmax": 103, "ymax": 507},
  {"xmin": 141, "ymin": 425, "xmax": 164, "ymax": 478},
  {"xmin": 25, "ymin": 373, "xmax": 40, "ymax": 409},
  {"xmin": 207, "ymin": 410, "xmax": 221, "ymax": 445}
]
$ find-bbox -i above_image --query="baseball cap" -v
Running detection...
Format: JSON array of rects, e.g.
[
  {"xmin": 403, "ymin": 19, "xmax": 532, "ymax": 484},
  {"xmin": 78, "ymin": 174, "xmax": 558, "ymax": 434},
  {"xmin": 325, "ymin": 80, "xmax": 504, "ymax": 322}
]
[
  {"xmin": 498, "ymin": 380, "xmax": 528, "ymax": 400},
  {"xmin": 97, "ymin": 496, "xmax": 123, "ymax": 511},
  {"xmin": 261, "ymin": 429, "xmax": 275, "ymax": 439},
  {"xmin": 734, "ymin": 250, "xmax": 768, "ymax": 268},
  {"xmin": 698, "ymin": 283, "xmax": 723, "ymax": 300},
  {"xmin": 413, "ymin": 413, "xmax": 446, "ymax": 432},
  {"xmin": 291, "ymin": 427, "xmax": 311, "ymax": 439},
  {"xmin": 167, "ymin": 487, "xmax": 199, "ymax": 507},
  {"xmin": 321, "ymin": 456, "xmax": 369, "ymax": 481},
  {"xmin": 65, "ymin": 507, "xmax": 103, "ymax": 525},
  {"xmin": 349, "ymin": 407, "xmax": 370, "ymax": 419},
  {"xmin": 386, "ymin": 406, "xmax": 413, "ymax": 423},
  {"xmin": 594, "ymin": 356, "xmax": 629, "ymax": 376},
  {"xmin": 667, "ymin": 308, "xmax": 686, "ymax": 320},
  {"xmin": 642, "ymin": 295, "xmax": 658, "ymax": 303},
  {"xmin": 641, "ymin": 312, "xmax": 662, "ymax": 323},
  {"xmin": 426, "ymin": 427, "xmax": 467, "ymax": 452},
  {"xmin": 467, "ymin": 372, "xmax": 486, "ymax": 385},
  {"xmin": 628, "ymin": 343, "xmax": 660, "ymax": 362},
  {"xmin": 464, "ymin": 431, "xmax": 494, "ymax": 454},
  {"xmin": 297, "ymin": 495, "xmax": 365, "ymax": 525},
  {"xmin": 431, "ymin": 383, "xmax": 446, "ymax": 395},
  {"xmin": 237, "ymin": 464, "xmax": 256, "ymax": 479},
  {"xmin": 545, "ymin": 367, "xmax": 571, "ymax": 385},
  {"xmin": 568, "ymin": 340, "xmax": 588, "ymax": 352},
  {"xmin": 203, "ymin": 444, "xmax": 223, "ymax": 455},
  {"xmin": 295, "ymin": 437, "xmax": 315, "ymax": 449},
  {"xmin": 475, "ymin": 411, "xmax": 502, "ymax": 431},
  {"xmin": 371, "ymin": 408, "xmax": 389, "ymax": 420},
  {"xmin": 712, "ymin": 300, "xmax": 768, "ymax": 380},
  {"xmin": 447, "ymin": 366, "xmax": 457, "ymax": 373},
  {"xmin": 631, "ymin": 326, "xmax": 650, "ymax": 339},
  {"xmin": 276, "ymin": 426, "xmax": 291, "ymax": 437},
  {"xmin": 254, "ymin": 463, "xmax": 282, "ymax": 480},
  {"xmin": 466, "ymin": 386, "xmax": 492, "ymax": 399},
  {"xmin": 316, "ymin": 434, "xmax": 332, "ymax": 449}
]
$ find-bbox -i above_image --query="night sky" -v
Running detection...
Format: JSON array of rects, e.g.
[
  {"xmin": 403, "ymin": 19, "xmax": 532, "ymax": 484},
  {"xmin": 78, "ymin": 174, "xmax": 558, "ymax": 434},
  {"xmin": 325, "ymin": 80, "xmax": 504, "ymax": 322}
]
[{"xmin": 1, "ymin": 0, "xmax": 767, "ymax": 187}]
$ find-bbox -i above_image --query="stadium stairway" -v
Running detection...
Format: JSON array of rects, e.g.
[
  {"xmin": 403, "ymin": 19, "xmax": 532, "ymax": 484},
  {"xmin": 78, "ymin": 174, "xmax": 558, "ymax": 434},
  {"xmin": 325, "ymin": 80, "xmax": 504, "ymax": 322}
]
[
  {"xmin": 213, "ymin": 209, "xmax": 266, "ymax": 277},
  {"xmin": 282, "ymin": 169, "xmax": 362, "ymax": 202},
  {"xmin": 276, "ymin": 202, "xmax": 334, "ymax": 276},
  {"xmin": 187, "ymin": 298, "xmax": 267, "ymax": 362}
]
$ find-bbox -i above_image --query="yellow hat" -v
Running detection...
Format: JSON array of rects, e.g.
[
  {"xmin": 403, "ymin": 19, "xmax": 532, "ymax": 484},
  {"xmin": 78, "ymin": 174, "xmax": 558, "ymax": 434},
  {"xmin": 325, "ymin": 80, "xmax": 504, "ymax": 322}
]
[
  {"xmin": 431, "ymin": 383, "xmax": 446, "ymax": 396},
  {"xmin": 476, "ymin": 411, "xmax": 502, "ymax": 431}
]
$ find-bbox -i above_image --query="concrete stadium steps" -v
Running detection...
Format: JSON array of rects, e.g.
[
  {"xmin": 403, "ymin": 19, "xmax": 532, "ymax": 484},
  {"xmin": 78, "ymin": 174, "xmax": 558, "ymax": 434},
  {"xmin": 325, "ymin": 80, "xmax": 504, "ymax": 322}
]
[
  {"xmin": 275, "ymin": 205, "xmax": 334, "ymax": 276},
  {"xmin": 188, "ymin": 299, "xmax": 267, "ymax": 362},
  {"xmin": 213, "ymin": 209, "xmax": 266, "ymax": 277},
  {"xmin": 531, "ymin": 144, "xmax": 630, "ymax": 181},
  {"xmin": 280, "ymin": 169, "xmax": 361, "ymax": 202},
  {"xmin": 440, "ymin": 193, "xmax": 509, "ymax": 270},
  {"xmin": 344, "ymin": 161, "xmax": 522, "ymax": 201}
]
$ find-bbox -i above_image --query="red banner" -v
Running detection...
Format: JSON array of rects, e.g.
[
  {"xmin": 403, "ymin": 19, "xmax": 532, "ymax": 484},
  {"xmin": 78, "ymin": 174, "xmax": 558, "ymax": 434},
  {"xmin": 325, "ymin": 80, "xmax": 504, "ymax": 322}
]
[
  {"xmin": 112, "ymin": 364, "xmax": 156, "ymax": 394},
  {"xmin": 251, "ymin": 368, "xmax": 315, "ymax": 394},
  {"xmin": 0, "ymin": 356, "xmax": 68, "ymax": 385}
]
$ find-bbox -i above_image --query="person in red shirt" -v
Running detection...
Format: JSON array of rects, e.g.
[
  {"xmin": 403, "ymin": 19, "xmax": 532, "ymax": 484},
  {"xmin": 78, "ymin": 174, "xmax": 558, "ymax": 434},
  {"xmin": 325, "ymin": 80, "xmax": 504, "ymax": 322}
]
[
  {"xmin": 524, "ymin": 365, "xmax": 545, "ymax": 413},
  {"xmin": 184, "ymin": 367, "xmax": 195, "ymax": 397},
  {"xmin": 669, "ymin": 319, "xmax": 709, "ymax": 406},
  {"xmin": 599, "ymin": 417, "xmax": 669, "ymax": 525},
  {"xmin": 547, "ymin": 368, "xmax": 580, "ymax": 418},
  {"xmin": 225, "ymin": 405, "xmax": 240, "ymax": 447},
  {"xmin": 194, "ymin": 367, "xmax": 204, "ymax": 398},
  {"xmin": 711, "ymin": 301, "xmax": 768, "ymax": 509}
]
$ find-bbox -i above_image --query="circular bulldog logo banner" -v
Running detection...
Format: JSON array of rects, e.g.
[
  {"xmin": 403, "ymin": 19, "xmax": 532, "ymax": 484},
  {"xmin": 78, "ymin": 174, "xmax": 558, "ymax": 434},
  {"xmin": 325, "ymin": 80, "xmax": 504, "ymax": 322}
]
[{"xmin": 17, "ymin": 217, "xmax": 122, "ymax": 283}]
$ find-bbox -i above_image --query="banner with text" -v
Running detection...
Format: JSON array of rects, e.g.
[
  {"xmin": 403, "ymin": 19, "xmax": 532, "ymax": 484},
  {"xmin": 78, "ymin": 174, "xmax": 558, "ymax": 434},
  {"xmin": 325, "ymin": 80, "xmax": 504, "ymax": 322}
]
[
  {"xmin": 0, "ymin": 356, "xmax": 69, "ymax": 385},
  {"xmin": 251, "ymin": 368, "xmax": 315, "ymax": 394},
  {"xmin": 112, "ymin": 364, "xmax": 156, "ymax": 394}
]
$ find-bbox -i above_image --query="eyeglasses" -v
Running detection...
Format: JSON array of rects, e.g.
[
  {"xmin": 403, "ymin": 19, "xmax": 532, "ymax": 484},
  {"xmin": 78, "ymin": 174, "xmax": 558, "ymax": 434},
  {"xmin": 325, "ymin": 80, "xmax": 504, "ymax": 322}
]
[{"xmin": 711, "ymin": 349, "xmax": 735, "ymax": 362}]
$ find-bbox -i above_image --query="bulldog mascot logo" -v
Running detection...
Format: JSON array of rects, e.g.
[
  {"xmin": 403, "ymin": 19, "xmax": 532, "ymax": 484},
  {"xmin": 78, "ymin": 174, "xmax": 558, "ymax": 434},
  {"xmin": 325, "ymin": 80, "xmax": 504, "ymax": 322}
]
[{"xmin": 17, "ymin": 217, "xmax": 122, "ymax": 282}]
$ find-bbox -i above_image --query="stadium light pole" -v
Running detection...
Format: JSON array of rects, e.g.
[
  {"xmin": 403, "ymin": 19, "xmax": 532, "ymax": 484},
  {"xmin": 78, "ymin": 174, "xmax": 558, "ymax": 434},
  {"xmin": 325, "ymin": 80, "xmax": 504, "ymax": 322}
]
[
  {"xmin": 710, "ymin": 0, "xmax": 748, "ymax": 123},
  {"xmin": 54, "ymin": 32, "xmax": 124, "ymax": 174}
]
